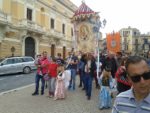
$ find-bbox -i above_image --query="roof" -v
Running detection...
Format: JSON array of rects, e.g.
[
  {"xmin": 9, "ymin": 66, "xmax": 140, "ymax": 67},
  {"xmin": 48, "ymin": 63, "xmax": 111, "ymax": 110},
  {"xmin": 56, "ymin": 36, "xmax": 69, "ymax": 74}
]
[{"xmin": 72, "ymin": 1, "xmax": 96, "ymax": 21}]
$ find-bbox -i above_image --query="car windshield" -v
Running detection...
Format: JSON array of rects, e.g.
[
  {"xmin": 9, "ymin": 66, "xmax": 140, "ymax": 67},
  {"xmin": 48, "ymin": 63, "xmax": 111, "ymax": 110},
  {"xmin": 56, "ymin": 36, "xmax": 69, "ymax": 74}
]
[{"xmin": 0, "ymin": 59, "xmax": 4, "ymax": 63}]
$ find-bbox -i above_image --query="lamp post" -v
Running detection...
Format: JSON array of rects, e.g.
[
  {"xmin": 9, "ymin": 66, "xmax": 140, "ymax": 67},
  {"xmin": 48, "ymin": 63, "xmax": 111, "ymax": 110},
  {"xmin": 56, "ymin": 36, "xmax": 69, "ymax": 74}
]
[
  {"xmin": 10, "ymin": 46, "xmax": 15, "ymax": 57},
  {"xmin": 94, "ymin": 17, "xmax": 106, "ymax": 78}
]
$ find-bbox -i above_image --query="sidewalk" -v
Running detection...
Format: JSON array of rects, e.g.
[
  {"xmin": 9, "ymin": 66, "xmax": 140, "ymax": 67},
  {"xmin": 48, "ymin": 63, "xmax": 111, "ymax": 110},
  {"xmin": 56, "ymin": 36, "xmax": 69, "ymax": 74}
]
[{"xmin": 0, "ymin": 81, "xmax": 112, "ymax": 113}]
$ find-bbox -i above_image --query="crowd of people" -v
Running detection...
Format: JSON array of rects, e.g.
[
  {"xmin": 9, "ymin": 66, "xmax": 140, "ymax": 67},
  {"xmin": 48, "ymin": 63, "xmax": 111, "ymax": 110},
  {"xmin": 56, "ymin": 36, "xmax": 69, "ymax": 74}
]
[{"xmin": 31, "ymin": 50, "xmax": 150, "ymax": 112}]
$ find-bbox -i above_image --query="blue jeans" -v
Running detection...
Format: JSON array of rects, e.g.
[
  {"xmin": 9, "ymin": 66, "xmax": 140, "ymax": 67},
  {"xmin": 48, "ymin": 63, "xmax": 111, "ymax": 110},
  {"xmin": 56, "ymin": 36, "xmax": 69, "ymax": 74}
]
[
  {"xmin": 68, "ymin": 69, "xmax": 76, "ymax": 90},
  {"xmin": 85, "ymin": 73, "xmax": 92, "ymax": 97},
  {"xmin": 81, "ymin": 71, "xmax": 86, "ymax": 88},
  {"xmin": 35, "ymin": 74, "xmax": 45, "ymax": 94}
]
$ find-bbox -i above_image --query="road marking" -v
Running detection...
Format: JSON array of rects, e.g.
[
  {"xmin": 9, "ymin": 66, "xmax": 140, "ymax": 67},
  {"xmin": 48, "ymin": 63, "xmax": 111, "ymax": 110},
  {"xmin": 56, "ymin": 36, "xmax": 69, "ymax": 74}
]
[
  {"xmin": 0, "ymin": 83, "xmax": 34, "ymax": 96},
  {"xmin": 15, "ymin": 75, "xmax": 23, "ymax": 77}
]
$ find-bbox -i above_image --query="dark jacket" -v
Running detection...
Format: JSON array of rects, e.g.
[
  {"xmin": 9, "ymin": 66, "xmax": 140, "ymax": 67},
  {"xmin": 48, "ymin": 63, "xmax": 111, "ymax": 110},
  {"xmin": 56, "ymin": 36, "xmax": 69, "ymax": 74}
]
[
  {"xmin": 102, "ymin": 57, "xmax": 117, "ymax": 78},
  {"xmin": 85, "ymin": 59, "xmax": 96, "ymax": 77}
]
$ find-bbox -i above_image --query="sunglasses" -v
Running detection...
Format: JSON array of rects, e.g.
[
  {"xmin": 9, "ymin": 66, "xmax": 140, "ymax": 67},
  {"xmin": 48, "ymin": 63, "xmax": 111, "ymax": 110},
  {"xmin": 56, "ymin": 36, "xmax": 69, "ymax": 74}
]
[{"xmin": 130, "ymin": 71, "xmax": 150, "ymax": 83}]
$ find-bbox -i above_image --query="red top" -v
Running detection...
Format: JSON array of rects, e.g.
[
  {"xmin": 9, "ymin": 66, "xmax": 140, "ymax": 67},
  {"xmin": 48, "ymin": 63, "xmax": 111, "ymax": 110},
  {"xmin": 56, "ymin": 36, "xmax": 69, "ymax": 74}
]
[
  {"xmin": 37, "ymin": 58, "xmax": 49, "ymax": 75},
  {"xmin": 115, "ymin": 66, "xmax": 131, "ymax": 86},
  {"xmin": 48, "ymin": 63, "xmax": 58, "ymax": 78}
]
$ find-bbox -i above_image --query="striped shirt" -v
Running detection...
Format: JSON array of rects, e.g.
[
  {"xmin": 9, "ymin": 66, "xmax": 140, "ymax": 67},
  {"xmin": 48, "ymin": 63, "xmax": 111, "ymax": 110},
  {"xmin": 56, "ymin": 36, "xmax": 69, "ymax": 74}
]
[{"xmin": 112, "ymin": 89, "xmax": 150, "ymax": 113}]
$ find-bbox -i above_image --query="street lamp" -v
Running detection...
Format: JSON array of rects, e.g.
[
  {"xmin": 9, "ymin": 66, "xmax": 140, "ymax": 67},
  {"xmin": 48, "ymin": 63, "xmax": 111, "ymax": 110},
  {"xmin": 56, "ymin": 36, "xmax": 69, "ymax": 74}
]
[
  {"xmin": 10, "ymin": 46, "xmax": 15, "ymax": 57},
  {"xmin": 93, "ymin": 16, "xmax": 106, "ymax": 78}
]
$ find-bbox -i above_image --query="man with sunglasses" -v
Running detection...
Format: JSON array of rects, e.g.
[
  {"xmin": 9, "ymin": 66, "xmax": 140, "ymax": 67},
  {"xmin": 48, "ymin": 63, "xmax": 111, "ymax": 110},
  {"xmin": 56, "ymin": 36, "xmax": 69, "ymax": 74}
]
[{"xmin": 112, "ymin": 56, "xmax": 150, "ymax": 113}]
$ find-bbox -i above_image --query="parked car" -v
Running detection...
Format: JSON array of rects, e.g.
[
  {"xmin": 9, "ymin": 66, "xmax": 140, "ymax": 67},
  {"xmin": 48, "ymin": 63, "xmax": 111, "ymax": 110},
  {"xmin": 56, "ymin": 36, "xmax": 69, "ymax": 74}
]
[{"xmin": 0, "ymin": 56, "xmax": 36, "ymax": 75}]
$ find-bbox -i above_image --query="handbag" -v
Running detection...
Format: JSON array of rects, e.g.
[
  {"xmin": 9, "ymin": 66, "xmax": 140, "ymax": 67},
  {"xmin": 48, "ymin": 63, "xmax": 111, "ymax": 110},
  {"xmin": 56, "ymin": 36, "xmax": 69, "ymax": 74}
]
[{"xmin": 43, "ymin": 74, "xmax": 50, "ymax": 81}]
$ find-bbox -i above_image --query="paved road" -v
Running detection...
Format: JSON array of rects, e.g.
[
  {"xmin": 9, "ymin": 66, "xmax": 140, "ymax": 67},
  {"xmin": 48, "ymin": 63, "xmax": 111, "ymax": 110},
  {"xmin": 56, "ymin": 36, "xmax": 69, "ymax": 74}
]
[
  {"xmin": 0, "ymin": 76, "xmax": 112, "ymax": 113},
  {"xmin": 0, "ymin": 71, "xmax": 35, "ymax": 93}
]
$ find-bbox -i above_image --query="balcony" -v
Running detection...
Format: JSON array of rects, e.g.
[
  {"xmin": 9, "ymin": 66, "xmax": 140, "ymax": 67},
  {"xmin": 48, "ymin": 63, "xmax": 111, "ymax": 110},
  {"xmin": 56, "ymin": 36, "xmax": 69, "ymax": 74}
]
[
  {"xmin": 19, "ymin": 19, "xmax": 45, "ymax": 34},
  {"xmin": 49, "ymin": 29, "xmax": 65, "ymax": 39},
  {"xmin": 0, "ymin": 10, "xmax": 8, "ymax": 25}
]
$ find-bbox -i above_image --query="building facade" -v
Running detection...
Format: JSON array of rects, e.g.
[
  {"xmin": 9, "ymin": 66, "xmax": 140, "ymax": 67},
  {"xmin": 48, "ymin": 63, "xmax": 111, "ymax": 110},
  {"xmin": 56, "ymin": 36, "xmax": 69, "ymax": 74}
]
[
  {"xmin": 0, "ymin": 0, "xmax": 77, "ymax": 58},
  {"xmin": 119, "ymin": 26, "xmax": 141, "ymax": 55},
  {"xmin": 140, "ymin": 33, "xmax": 150, "ymax": 56}
]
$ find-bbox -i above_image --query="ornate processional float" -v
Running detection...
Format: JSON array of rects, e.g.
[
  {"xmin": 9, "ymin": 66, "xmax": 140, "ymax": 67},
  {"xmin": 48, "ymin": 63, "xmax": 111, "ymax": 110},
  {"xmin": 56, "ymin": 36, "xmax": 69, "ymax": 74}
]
[
  {"xmin": 71, "ymin": 0, "xmax": 106, "ymax": 77},
  {"xmin": 71, "ymin": 1, "xmax": 106, "ymax": 54}
]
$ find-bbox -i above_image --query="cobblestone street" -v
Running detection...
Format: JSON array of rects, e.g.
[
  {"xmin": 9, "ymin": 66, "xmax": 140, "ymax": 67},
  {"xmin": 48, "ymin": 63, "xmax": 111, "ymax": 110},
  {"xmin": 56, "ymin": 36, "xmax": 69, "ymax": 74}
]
[{"xmin": 0, "ymin": 78, "xmax": 112, "ymax": 113}]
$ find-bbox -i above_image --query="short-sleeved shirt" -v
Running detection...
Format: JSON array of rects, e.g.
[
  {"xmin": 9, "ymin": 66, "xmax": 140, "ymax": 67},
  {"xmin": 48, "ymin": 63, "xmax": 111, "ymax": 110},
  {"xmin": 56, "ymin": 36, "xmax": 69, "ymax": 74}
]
[
  {"xmin": 66, "ymin": 56, "xmax": 78, "ymax": 69},
  {"xmin": 112, "ymin": 89, "xmax": 150, "ymax": 113},
  {"xmin": 56, "ymin": 58, "xmax": 64, "ymax": 65},
  {"xmin": 48, "ymin": 63, "xmax": 58, "ymax": 78},
  {"xmin": 37, "ymin": 58, "xmax": 49, "ymax": 75}
]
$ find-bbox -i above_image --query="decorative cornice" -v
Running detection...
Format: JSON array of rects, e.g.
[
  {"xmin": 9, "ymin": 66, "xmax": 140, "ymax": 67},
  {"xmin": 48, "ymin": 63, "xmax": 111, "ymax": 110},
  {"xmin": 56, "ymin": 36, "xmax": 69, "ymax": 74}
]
[
  {"xmin": 37, "ymin": 0, "xmax": 72, "ymax": 19},
  {"xmin": 55, "ymin": 0, "xmax": 77, "ymax": 13}
]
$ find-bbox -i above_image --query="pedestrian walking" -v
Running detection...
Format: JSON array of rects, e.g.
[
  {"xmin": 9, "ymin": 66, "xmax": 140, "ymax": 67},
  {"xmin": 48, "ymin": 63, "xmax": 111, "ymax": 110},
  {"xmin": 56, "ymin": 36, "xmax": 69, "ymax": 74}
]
[
  {"xmin": 98, "ymin": 67, "xmax": 113, "ymax": 110},
  {"xmin": 56, "ymin": 53, "xmax": 64, "ymax": 65},
  {"xmin": 67, "ymin": 52, "xmax": 78, "ymax": 91},
  {"xmin": 102, "ymin": 52, "xmax": 117, "ymax": 78},
  {"xmin": 84, "ymin": 53, "xmax": 96, "ymax": 100},
  {"xmin": 48, "ymin": 57, "xmax": 58, "ymax": 98},
  {"xmin": 77, "ymin": 54, "xmax": 86, "ymax": 89},
  {"xmin": 32, "ymin": 51, "xmax": 49, "ymax": 96},
  {"xmin": 115, "ymin": 57, "xmax": 131, "ymax": 94},
  {"xmin": 54, "ymin": 65, "xmax": 71, "ymax": 100}
]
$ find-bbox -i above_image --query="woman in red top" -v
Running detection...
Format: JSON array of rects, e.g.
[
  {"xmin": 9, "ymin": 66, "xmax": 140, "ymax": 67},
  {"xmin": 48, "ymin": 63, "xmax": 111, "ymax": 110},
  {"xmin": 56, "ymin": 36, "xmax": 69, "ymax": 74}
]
[
  {"xmin": 115, "ymin": 57, "xmax": 131, "ymax": 94},
  {"xmin": 48, "ymin": 57, "xmax": 58, "ymax": 97}
]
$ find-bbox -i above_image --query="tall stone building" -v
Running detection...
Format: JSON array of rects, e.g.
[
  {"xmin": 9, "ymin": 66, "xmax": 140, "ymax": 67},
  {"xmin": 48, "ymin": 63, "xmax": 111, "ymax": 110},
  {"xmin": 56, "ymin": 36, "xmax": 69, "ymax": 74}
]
[
  {"xmin": 119, "ymin": 26, "xmax": 141, "ymax": 54},
  {"xmin": 0, "ymin": 0, "xmax": 77, "ymax": 58},
  {"xmin": 140, "ymin": 33, "xmax": 150, "ymax": 56}
]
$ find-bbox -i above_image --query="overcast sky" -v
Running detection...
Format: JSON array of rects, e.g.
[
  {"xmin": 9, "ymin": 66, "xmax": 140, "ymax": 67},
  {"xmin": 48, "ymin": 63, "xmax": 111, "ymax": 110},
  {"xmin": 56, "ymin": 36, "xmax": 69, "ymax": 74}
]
[{"xmin": 70, "ymin": 0, "xmax": 150, "ymax": 35}]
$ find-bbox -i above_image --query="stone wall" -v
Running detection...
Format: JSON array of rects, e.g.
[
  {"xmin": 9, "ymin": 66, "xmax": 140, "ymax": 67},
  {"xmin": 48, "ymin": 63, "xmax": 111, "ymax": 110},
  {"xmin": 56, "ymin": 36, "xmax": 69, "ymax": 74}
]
[{"xmin": 1, "ymin": 40, "xmax": 22, "ymax": 58}]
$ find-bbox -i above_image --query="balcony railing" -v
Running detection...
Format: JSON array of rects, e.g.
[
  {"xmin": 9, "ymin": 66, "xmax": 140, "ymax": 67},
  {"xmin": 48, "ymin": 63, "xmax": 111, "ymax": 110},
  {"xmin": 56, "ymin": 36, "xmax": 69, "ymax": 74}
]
[
  {"xmin": 0, "ymin": 10, "xmax": 8, "ymax": 23},
  {"xmin": 50, "ymin": 29, "xmax": 65, "ymax": 39},
  {"xmin": 0, "ymin": 14, "xmax": 66, "ymax": 38},
  {"xmin": 19, "ymin": 19, "xmax": 45, "ymax": 33}
]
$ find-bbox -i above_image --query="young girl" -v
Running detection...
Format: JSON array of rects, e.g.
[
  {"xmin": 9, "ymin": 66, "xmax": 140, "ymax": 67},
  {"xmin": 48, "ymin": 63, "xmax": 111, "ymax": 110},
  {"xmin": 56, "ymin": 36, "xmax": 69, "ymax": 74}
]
[
  {"xmin": 48, "ymin": 57, "xmax": 58, "ymax": 97},
  {"xmin": 98, "ymin": 67, "xmax": 113, "ymax": 110},
  {"xmin": 54, "ymin": 65, "xmax": 71, "ymax": 100}
]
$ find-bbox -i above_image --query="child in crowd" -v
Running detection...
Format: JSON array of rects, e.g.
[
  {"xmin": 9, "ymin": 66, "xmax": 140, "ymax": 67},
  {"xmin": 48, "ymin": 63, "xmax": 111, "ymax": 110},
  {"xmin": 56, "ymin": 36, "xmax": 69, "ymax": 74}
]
[
  {"xmin": 98, "ymin": 67, "xmax": 113, "ymax": 110},
  {"xmin": 48, "ymin": 57, "xmax": 58, "ymax": 98},
  {"xmin": 54, "ymin": 65, "xmax": 71, "ymax": 100}
]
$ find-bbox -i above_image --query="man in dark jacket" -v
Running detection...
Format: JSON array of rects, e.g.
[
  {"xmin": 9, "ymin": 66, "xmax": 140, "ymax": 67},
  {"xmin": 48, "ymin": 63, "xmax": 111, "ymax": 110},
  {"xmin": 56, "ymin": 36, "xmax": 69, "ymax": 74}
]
[{"xmin": 102, "ymin": 53, "xmax": 117, "ymax": 78}]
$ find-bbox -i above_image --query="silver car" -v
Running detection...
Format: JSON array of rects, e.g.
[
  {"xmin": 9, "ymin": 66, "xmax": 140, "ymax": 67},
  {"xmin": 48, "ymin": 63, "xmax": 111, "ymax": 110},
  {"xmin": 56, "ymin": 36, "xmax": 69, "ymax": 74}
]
[{"xmin": 0, "ymin": 56, "xmax": 36, "ymax": 75}]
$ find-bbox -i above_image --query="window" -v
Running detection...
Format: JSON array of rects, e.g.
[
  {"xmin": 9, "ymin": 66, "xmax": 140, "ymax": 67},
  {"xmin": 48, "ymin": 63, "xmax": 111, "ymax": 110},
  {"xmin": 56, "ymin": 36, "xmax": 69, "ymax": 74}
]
[
  {"xmin": 135, "ymin": 39, "xmax": 138, "ymax": 44},
  {"xmin": 5, "ymin": 59, "xmax": 15, "ymax": 65},
  {"xmin": 71, "ymin": 28, "xmax": 73, "ymax": 36},
  {"xmin": 134, "ymin": 31, "xmax": 137, "ymax": 36},
  {"xmin": 51, "ymin": 18, "xmax": 55, "ymax": 29},
  {"xmin": 23, "ymin": 57, "xmax": 34, "ymax": 62},
  {"xmin": 144, "ymin": 39, "xmax": 148, "ymax": 44},
  {"xmin": 27, "ymin": 8, "xmax": 32, "ymax": 20},
  {"xmin": 14, "ymin": 58, "xmax": 23, "ymax": 63},
  {"xmin": 62, "ymin": 24, "xmax": 65, "ymax": 34},
  {"xmin": 123, "ymin": 31, "xmax": 130, "ymax": 37}
]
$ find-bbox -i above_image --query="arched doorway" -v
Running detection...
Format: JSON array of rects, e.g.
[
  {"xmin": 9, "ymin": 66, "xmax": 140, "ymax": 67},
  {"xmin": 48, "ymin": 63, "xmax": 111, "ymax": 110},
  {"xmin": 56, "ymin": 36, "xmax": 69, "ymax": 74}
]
[
  {"xmin": 51, "ymin": 44, "xmax": 55, "ymax": 57},
  {"xmin": 25, "ymin": 37, "xmax": 35, "ymax": 58}
]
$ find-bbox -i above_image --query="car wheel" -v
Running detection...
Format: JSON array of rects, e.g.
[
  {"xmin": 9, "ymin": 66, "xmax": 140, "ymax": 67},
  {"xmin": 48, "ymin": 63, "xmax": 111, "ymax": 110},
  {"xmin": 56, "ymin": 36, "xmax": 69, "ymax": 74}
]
[{"xmin": 23, "ymin": 67, "xmax": 31, "ymax": 74}]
